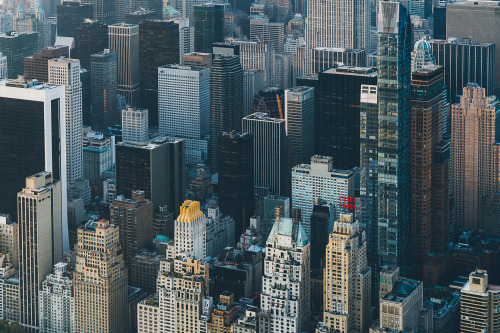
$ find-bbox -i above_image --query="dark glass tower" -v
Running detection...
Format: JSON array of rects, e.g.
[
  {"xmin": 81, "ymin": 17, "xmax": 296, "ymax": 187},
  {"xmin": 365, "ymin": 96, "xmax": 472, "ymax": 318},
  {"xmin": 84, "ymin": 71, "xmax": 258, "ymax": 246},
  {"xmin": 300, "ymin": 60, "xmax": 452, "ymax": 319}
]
[
  {"xmin": 251, "ymin": 87, "xmax": 284, "ymax": 120},
  {"xmin": 0, "ymin": 32, "xmax": 38, "ymax": 79},
  {"xmin": 377, "ymin": 0, "xmax": 412, "ymax": 269},
  {"xmin": 310, "ymin": 198, "xmax": 333, "ymax": 270},
  {"xmin": 24, "ymin": 46, "xmax": 70, "ymax": 82},
  {"xmin": 73, "ymin": 20, "xmax": 108, "ymax": 71},
  {"xmin": 218, "ymin": 131, "xmax": 254, "ymax": 239},
  {"xmin": 193, "ymin": 3, "xmax": 225, "ymax": 53},
  {"xmin": 90, "ymin": 50, "xmax": 118, "ymax": 131},
  {"xmin": 81, "ymin": 0, "xmax": 116, "ymax": 25},
  {"xmin": 209, "ymin": 54, "xmax": 244, "ymax": 172},
  {"xmin": 56, "ymin": 1, "xmax": 93, "ymax": 37},
  {"xmin": 315, "ymin": 66, "xmax": 377, "ymax": 170},
  {"xmin": 139, "ymin": 20, "xmax": 179, "ymax": 127}
]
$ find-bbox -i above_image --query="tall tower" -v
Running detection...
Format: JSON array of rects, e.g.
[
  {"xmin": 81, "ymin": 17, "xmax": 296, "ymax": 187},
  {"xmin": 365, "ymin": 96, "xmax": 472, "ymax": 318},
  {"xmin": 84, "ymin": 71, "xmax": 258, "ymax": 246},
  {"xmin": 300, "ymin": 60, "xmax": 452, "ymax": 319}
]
[
  {"xmin": 174, "ymin": 200, "xmax": 207, "ymax": 260},
  {"xmin": 81, "ymin": 0, "xmax": 116, "ymax": 25},
  {"xmin": 18, "ymin": 172, "xmax": 63, "ymax": 333},
  {"xmin": 209, "ymin": 54, "xmax": 244, "ymax": 172},
  {"xmin": 49, "ymin": 58, "xmax": 83, "ymax": 185},
  {"xmin": 122, "ymin": 107, "xmax": 148, "ymax": 143},
  {"xmin": 56, "ymin": 1, "xmax": 93, "ymax": 38},
  {"xmin": 261, "ymin": 213, "xmax": 310, "ymax": 332},
  {"xmin": 73, "ymin": 20, "xmax": 109, "ymax": 72},
  {"xmin": 376, "ymin": 0, "xmax": 412, "ymax": 269},
  {"xmin": 317, "ymin": 214, "xmax": 371, "ymax": 333},
  {"xmin": 73, "ymin": 219, "xmax": 128, "ymax": 333},
  {"xmin": 451, "ymin": 84, "xmax": 500, "ymax": 231},
  {"xmin": 0, "ymin": 31, "xmax": 38, "ymax": 79},
  {"xmin": 193, "ymin": 3, "xmax": 224, "ymax": 53},
  {"xmin": 90, "ymin": 49, "xmax": 118, "ymax": 131},
  {"xmin": 108, "ymin": 23, "xmax": 140, "ymax": 106}
]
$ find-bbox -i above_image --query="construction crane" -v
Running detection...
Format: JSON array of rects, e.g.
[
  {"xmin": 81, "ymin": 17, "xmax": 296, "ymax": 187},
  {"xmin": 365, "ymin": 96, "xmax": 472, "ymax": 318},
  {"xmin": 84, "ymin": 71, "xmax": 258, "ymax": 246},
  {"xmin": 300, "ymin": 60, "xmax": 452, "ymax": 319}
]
[{"xmin": 276, "ymin": 94, "xmax": 284, "ymax": 119}]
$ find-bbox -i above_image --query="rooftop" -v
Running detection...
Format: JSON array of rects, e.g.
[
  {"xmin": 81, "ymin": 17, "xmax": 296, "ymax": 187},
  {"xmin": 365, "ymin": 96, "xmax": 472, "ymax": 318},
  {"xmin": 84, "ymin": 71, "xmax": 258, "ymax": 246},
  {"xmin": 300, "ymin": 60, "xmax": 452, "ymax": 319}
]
[
  {"xmin": 243, "ymin": 112, "xmax": 284, "ymax": 123},
  {"xmin": 382, "ymin": 278, "xmax": 421, "ymax": 303},
  {"xmin": 323, "ymin": 66, "xmax": 377, "ymax": 76},
  {"xmin": 116, "ymin": 136, "xmax": 184, "ymax": 150}
]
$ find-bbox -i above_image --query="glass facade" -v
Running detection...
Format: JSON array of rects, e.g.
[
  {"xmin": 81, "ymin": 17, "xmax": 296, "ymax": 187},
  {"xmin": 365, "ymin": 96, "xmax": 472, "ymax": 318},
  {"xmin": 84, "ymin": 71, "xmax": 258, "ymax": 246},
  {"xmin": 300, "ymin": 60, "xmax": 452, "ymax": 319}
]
[{"xmin": 193, "ymin": 3, "xmax": 225, "ymax": 53}]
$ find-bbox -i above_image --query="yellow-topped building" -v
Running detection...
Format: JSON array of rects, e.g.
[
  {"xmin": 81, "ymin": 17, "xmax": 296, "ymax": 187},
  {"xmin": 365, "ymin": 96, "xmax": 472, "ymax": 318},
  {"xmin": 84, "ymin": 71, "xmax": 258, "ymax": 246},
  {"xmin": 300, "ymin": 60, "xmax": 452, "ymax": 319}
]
[
  {"xmin": 174, "ymin": 200, "xmax": 207, "ymax": 260},
  {"xmin": 177, "ymin": 200, "xmax": 205, "ymax": 223}
]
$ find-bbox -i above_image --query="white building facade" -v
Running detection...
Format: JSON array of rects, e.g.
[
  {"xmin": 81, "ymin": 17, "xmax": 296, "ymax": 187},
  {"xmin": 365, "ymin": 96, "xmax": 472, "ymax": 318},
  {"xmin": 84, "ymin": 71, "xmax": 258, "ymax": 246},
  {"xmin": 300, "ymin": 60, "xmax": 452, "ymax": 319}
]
[{"xmin": 122, "ymin": 107, "xmax": 148, "ymax": 143}]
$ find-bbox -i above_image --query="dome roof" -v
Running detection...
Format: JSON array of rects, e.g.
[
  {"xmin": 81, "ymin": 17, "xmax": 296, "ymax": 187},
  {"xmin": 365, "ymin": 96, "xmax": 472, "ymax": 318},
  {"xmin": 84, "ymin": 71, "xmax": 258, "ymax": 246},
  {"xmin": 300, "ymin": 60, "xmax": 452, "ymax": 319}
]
[{"xmin": 414, "ymin": 39, "xmax": 431, "ymax": 52}]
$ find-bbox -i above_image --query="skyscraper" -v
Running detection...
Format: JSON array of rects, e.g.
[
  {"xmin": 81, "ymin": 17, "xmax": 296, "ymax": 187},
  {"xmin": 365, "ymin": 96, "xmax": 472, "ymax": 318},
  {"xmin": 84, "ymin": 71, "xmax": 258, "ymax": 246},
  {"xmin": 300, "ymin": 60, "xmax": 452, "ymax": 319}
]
[
  {"xmin": 108, "ymin": 23, "xmax": 140, "ymax": 106},
  {"xmin": 249, "ymin": 16, "xmax": 285, "ymax": 52},
  {"xmin": 139, "ymin": 21, "xmax": 179, "ymax": 127},
  {"xmin": 81, "ymin": 0, "xmax": 116, "ymax": 25},
  {"xmin": 24, "ymin": 45, "xmax": 69, "ymax": 82},
  {"xmin": 48, "ymin": 58, "xmax": 83, "ymax": 185},
  {"xmin": 115, "ymin": 137, "xmax": 186, "ymax": 216},
  {"xmin": 73, "ymin": 20, "xmax": 108, "ymax": 71},
  {"xmin": 91, "ymin": 49, "xmax": 118, "ymax": 131},
  {"xmin": 309, "ymin": 198, "xmax": 333, "ymax": 270},
  {"xmin": 122, "ymin": 107, "xmax": 149, "ymax": 143},
  {"xmin": 451, "ymin": 84, "xmax": 500, "ymax": 231},
  {"xmin": 284, "ymin": 86, "xmax": 314, "ymax": 166},
  {"xmin": 18, "ymin": 172, "xmax": 63, "ymax": 333},
  {"xmin": 242, "ymin": 113, "xmax": 287, "ymax": 197},
  {"xmin": 0, "ymin": 31, "xmax": 38, "ymax": 78},
  {"xmin": 174, "ymin": 200, "xmax": 207, "ymax": 260},
  {"xmin": 209, "ymin": 54, "xmax": 244, "ymax": 172},
  {"xmin": 376, "ymin": 0, "xmax": 412, "ymax": 269},
  {"xmin": 218, "ymin": 131, "xmax": 254, "ymax": 238},
  {"xmin": 233, "ymin": 41, "xmax": 275, "ymax": 86},
  {"xmin": 56, "ymin": 1, "xmax": 93, "ymax": 37},
  {"xmin": 317, "ymin": 214, "xmax": 371, "ymax": 333},
  {"xmin": 158, "ymin": 64, "xmax": 210, "ymax": 165},
  {"xmin": 73, "ymin": 219, "xmax": 128, "ymax": 333},
  {"xmin": 261, "ymin": 214, "xmax": 310, "ymax": 332},
  {"xmin": 0, "ymin": 79, "xmax": 66, "ymax": 223},
  {"xmin": 193, "ymin": 3, "xmax": 224, "ymax": 53}
]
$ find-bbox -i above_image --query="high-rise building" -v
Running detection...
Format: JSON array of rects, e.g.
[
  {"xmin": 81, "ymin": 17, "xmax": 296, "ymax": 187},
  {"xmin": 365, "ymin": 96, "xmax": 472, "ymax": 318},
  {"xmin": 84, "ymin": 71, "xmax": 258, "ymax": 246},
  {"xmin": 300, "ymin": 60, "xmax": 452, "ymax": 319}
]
[
  {"xmin": 171, "ymin": 17, "xmax": 193, "ymax": 62},
  {"xmin": 110, "ymin": 191, "xmax": 153, "ymax": 268},
  {"xmin": 115, "ymin": 0, "xmax": 131, "ymax": 23},
  {"xmin": 73, "ymin": 20, "xmax": 108, "ymax": 71},
  {"xmin": 451, "ymin": 84, "xmax": 500, "ymax": 231},
  {"xmin": 251, "ymin": 87, "xmax": 284, "ymax": 119},
  {"xmin": 13, "ymin": 3, "xmax": 51, "ymax": 51},
  {"xmin": 81, "ymin": 0, "xmax": 116, "ymax": 25},
  {"xmin": 181, "ymin": 0, "xmax": 206, "ymax": 24},
  {"xmin": 206, "ymin": 292, "xmax": 239, "ymax": 332},
  {"xmin": 274, "ymin": 52, "xmax": 292, "ymax": 89},
  {"xmin": 0, "ymin": 253, "xmax": 16, "ymax": 321},
  {"xmin": 209, "ymin": 54, "xmax": 244, "ymax": 171},
  {"xmin": 73, "ymin": 219, "xmax": 128, "ymax": 333},
  {"xmin": 182, "ymin": 52, "xmax": 212, "ymax": 67},
  {"xmin": 249, "ymin": 16, "xmax": 285, "ymax": 52},
  {"xmin": 205, "ymin": 205, "xmax": 235, "ymax": 258},
  {"xmin": 174, "ymin": 200, "xmax": 207, "ymax": 260},
  {"xmin": 316, "ymin": 214, "xmax": 371, "ymax": 333},
  {"xmin": 0, "ymin": 52, "xmax": 6, "ymax": 79},
  {"xmin": 158, "ymin": 64, "xmax": 210, "ymax": 165},
  {"xmin": 39, "ymin": 263, "xmax": 74, "ymax": 333},
  {"xmin": 122, "ymin": 107, "xmax": 148, "ymax": 143},
  {"xmin": 309, "ymin": 198, "xmax": 333, "ymax": 270},
  {"xmin": 0, "ymin": 215, "xmax": 18, "ymax": 269},
  {"xmin": 48, "ymin": 58, "xmax": 84, "ymax": 185},
  {"xmin": 24, "ymin": 46, "xmax": 69, "ymax": 83},
  {"xmin": 411, "ymin": 39, "xmax": 436, "ymax": 72},
  {"xmin": 0, "ymin": 78, "xmax": 66, "ymax": 223},
  {"xmin": 376, "ymin": 0, "xmax": 412, "ymax": 269},
  {"xmin": 460, "ymin": 269, "xmax": 500, "ymax": 333},
  {"xmin": 18, "ymin": 172, "xmax": 63, "ymax": 332},
  {"xmin": 193, "ymin": 3, "xmax": 224, "ymax": 53},
  {"xmin": 233, "ymin": 40, "xmax": 275, "ymax": 86},
  {"xmin": 315, "ymin": 66, "xmax": 377, "ymax": 170},
  {"xmin": 242, "ymin": 113, "xmax": 287, "ymax": 197},
  {"xmin": 0, "ymin": 31, "xmax": 38, "ymax": 78},
  {"xmin": 108, "ymin": 23, "xmax": 140, "ymax": 106},
  {"xmin": 266, "ymin": 0, "xmax": 290, "ymax": 22},
  {"xmin": 446, "ymin": 0, "xmax": 500, "ymax": 91},
  {"xmin": 262, "ymin": 195, "xmax": 290, "ymax": 241},
  {"xmin": 284, "ymin": 86, "xmax": 314, "ymax": 166},
  {"xmin": 130, "ymin": 250, "xmax": 162, "ymax": 294},
  {"xmin": 410, "ymin": 65, "xmax": 450, "ymax": 281},
  {"xmin": 115, "ymin": 137, "xmax": 186, "ymax": 216},
  {"xmin": 312, "ymin": 47, "xmax": 366, "ymax": 73},
  {"xmin": 56, "ymin": 1, "xmax": 93, "ymax": 37},
  {"xmin": 291, "ymin": 155, "xmax": 355, "ymax": 239},
  {"xmin": 261, "ymin": 214, "xmax": 310, "ymax": 332},
  {"xmin": 82, "ymin": 130, "xmax": 112, "ymax": 184},
  {"xmin": 218, "ymin": 131, "xmax": 254, "ymax": 238},
  {"xmin": 90, "ymin": 49, "xmax": 118, "ymax": 131},
  {"xmin": 243, "ymin": 69, "xmax": 266, "ymax": 116},
  {"xmin": 139, "ymin": 21, "xmax": 179, "ymax": 127}
]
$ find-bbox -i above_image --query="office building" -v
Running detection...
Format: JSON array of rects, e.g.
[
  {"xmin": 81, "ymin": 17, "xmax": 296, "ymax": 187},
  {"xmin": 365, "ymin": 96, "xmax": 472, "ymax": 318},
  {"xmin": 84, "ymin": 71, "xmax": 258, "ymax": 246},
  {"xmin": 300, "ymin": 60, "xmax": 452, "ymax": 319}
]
[
  {"xmin": 261, "ymin": 214, "xmax": 310, "ymax": 332},
  {"xmin": 376, "ymin": 0, "xmax": 412, "ymax": 269},
  {"xmin": 158, "ymin": 64, "xmax": 210, "ymax": 165},
  {"xmin": 377, "ymin": 266, "xmax": 424, "ymax": 331},
  {"xmin": 274, "ymin": 52, "xmax": 292, "ymax": 89},
  {"xmin": 218, "ymin": 132, "xmax": 254, "ymax": 238},
  {"xmin": 39, "ymin": 263, "xmax": 74, "ymax": 333},
  {"xmin": 49, "ymin": 58, "xmax": 83, "ymax": 185},
  {"xmin": 82, "ymin": 130, "xmax": 112, "ymax": 184},
  {"xmin": 451, "ymin": 84, "xmax": 500, "ymax": 231},
  {"xmin": 249, "ymin": 16, "xmax": 285, "ymax": 53},
  {"xmin": 13, "ymin": 3, "xmax": 51, "ymax": 51},
  {"xmin": 266, "ymin": 0, "xmax": 290, "ymax": 22},
  {"xmin": 0, "ymin": 31, "xmax": 37, "ymax": 78},
  {"xmin": 73, "ymin": 20, "xmax": 108, "ymax": 71},
  {"xmin": 411, "ymin": 39, "xmax": 436, "ymax": 72},
  {"xmin": 285, "ymin": 86, "xmax": 314, "ymax": 166},
  {"xmin": 251, "ymin": 87, "xmax": 284, "ymax": 119},
  {"xmin": 73, "ymin": 219, "xmax": 128, "ymax": 333},
  {"xmin": 2, "ymin": 257, "xmax": 18, "ymax": 323},
  {"xmin": 446, "ymin": 0, "xmax": 500, "ymax": 91},
  {"xmin": 24, "ymin": 46, "xmax": 69, "ymax": 82},
  {"xmin": 81, "ymin": 0, "xmax": 116, "ymax": 25},
  {"xmin": 115, "ymin": 0, "xmax": 131, "ymax": 23},
  {"xmin": 309, "ymin": 198, "xmax": 333, "ymax": 270},
  {"xmin": 18, "ymin": 172, "xmax": 63, "ymax": 332},
  {"xmin": 292, "ymin": 155, "xmax": 355, "ymax": 239},
  {"xmin": 243, "ymin": 70, "xmax": 266, "ymax": 116},
  {"xmin": 193, "ymin": 3, "xmax": 224, "ymax": 53},
  {"xmin": 430, "ymin": 38, "xmax": 494, "ymax": 104},
  {"xmin": 210, "ymin": 54, "xmax": 244, "ymax": 171},
  {"xmin": 0, "ymin": 78, "xmax": 67, "ymax": 223},
  {"xmin": 130, "ymin": 250, "xmax": 162, "ymax": 294},
  {"xmin": 182, "ymin": 52, "xmax": 211, "ymax": 67},
  {"xmin": 460, "ymin": 269, "xmax": 500, "ymax": 333},
  {"xmin": 206, "ymin": 292, "xmax": 239, "ymax": 332},
  {"xmin": 90, "ymin": 49, "xmax": 118, "ymax": 131},
  {"xmin": 108, "ymin": 23, "xmax": 140, "ymax": 106},
  {"xmin": 139, "ymin": 20, "xmax": 179, "ymax": 126},
  {"xmin": 171, "ymin": 17, "xmax": 193, "ymax": 62},
  {"xmin": 122, "ymin": 107, "xmax": 148, "ymax": 143},
  {"xmin": 56, "ymin": 1, "xmax": 93, "ymax": 37},
  {"xmin": 316, "ymin": 214, "xmax": 371, "ymax": 333},
  {"xmin": 115, "ymin": 137, "xmax": 186, "ymax": 216},
  {"xmin": 233, "ymin": 40, "xmax": 275, "ymax": 86},
  {"xmin": 242, "ymin": 113, "xmax": 287, "ymax": 197},
  {"xmin": 0, "ymin": 215, "xmax": 17, "ymax": 270},
  {"xmin": 0, "ymin": 253, "xmax": 16, "ymax": 320},
  {"xmin": 316, "ymin": 66, "xmax": 377, "ymax": 170},
  {"xmin": 110, "ymin": 191, "xmax": 153, "ymax": 268},
  {"xmin": 312, "ymin": 47, "xmax": 366, "ymax": 73},
  {"xmin": 205, "ymin": 205, "xmax": 236, "ymax": 257},
  {"xmin": 174, "ymin": 200, "xmax": 207, "ymax": 260}
]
